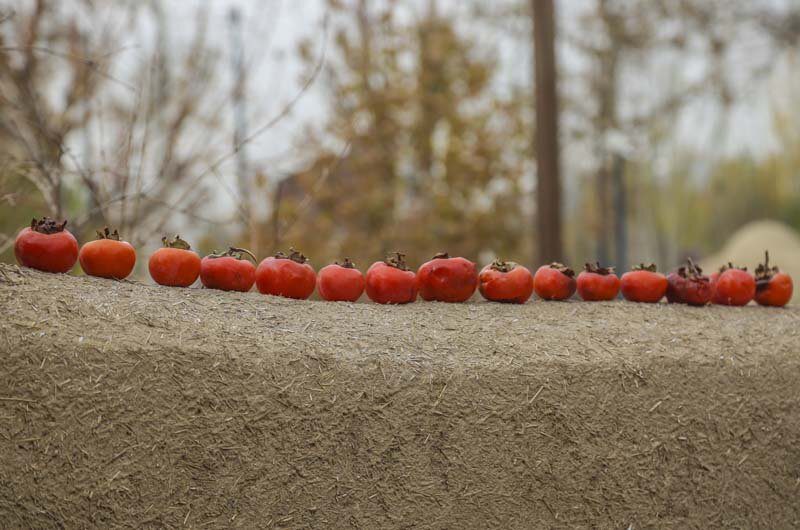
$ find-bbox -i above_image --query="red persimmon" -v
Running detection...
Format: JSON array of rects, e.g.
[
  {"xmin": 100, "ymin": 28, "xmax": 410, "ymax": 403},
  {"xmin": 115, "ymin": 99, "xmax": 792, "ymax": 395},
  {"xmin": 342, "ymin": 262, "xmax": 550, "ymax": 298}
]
[
  {"xmin": 148, "ymin": 235, "xmax": 201, "ymax": 287},
  {"xmin": 79, "ymin": 227, "xmax": 136, "ymax": 279},
  {"xmin": 255, "ymin": 248, "xmax": 316, "ymax": 300},
  {"xmin": 754, "ymin": 251, "xmax": 793, "ymax": 307},
  {"xmin": 200, "ymin": 247, "xmax": 257, "ymax": 292},
  {"xmin": 713, "ymin": 263, "xmax": 755, "ymax": 306},
  {"xmin": 620, "ymin": 263, "xmax": 667, "ymax": 303},
  {"xmin": 416, "ymin": 252, "xmax": 478, "ymax": 303},
  {"xmin": 478, "ymin": 259, "xmax": 534, "ymax": 304},
  {"xmin": 576, "ymin": 262, "xmax": 620, "ymax": 301},
  {"xmin": 533, "ymin": 262, "xmax": 576, "ymax": 301},
  {"xmin": 666, "ymin": 258, "xmax": 712, "ymax": 306},
  {"xmin": 15, "ymin": 217, "xmax": 78, "ymax": 273},
  {"xmin": 318, "ymin": 258, "xmax": 365, "ymax": 302},
  {"xmin": 365, "ymin": 252, "xmax": 417, "ymax": 304}
]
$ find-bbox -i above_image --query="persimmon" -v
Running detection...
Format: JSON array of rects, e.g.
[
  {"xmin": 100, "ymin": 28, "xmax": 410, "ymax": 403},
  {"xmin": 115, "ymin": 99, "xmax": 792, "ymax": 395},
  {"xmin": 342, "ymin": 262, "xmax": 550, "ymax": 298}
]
[
  {"xmin": 754, "ymin": 251, "xmax": 793, "ymax": 307},
  {"xmin": 200, "ymin": 247, "xmax": 257, "ymax": 292},
  {"xmin": 533, "ymin": 262, "xmax": 576, "ymax": 301},
  {"xmin": 713, "ymin": 262, "xmax": 755, "ymax": 306},
  {"xmin": 666, "ymin": 258, "xmax": 712, "ymax": 306},
  {"xmin": 79, "ymin": 227, "xmax": 136, "ymax": 279},
  {"xmin": 365, "ymin": 252, "xmax": 417, "ymax": 304},
  {"xmin": 255, "ymin": 248, "xmax": 316, "ymax": 299},
  {"xmin": 318, "ymin": 258, "xmax": 365, "ymax": 302},
  {"xmin": 478, "ymin": 259, "xmax": 533, "ymax": 304},
  {"xmin": 416, "ymin": 252, "xmax": 478, "ymax": 303},
  {"xmin": 148, "ymin": 235, "xmax": 201, "ymax": 287},
  {"xmin": 620, "ymin": 263, "xmax": 667, "ymax": 303},
  {"xmin": 576, "ymin": 263, "xmax": 620, "ymax": 301},
  {"xmin": 14, "ymin": 217, "xmax": 78, "ymax": 273}
]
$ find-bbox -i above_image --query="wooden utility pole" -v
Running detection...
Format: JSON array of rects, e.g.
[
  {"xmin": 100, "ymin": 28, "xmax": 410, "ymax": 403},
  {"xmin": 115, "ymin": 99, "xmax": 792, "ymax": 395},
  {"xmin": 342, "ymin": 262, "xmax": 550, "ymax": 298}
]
[{"xmin": 531, "ymin": 0, "xmax": 563, "ymax": 263}]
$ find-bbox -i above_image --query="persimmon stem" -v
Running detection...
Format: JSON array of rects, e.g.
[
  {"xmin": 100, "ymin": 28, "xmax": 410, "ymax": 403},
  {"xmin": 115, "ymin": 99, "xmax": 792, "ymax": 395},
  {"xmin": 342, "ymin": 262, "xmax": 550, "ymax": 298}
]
[
  {"xmin": 336, "ymin": 258, "xmax": 356, "ymax": 269},
  {"xmin": 755, "ymin": 249, "xmax": 778, "ymax": 281},
  {"xmin": 230, "ymin": 247, "xmax": 257, "ymax": 263},
  {"xmin": 31, "ymin": 217, "xmax": 68, "ymax": 234},
  {"xmin": 584, "ymin": 262, "xmax": 614, "ymax": 275},
  {"xmin": 548, "ymin": 262, "xmax": 575, "ymax": 277},
  {"xmin": 275, "ymin": 247, "xmax": 308, "ymax": 264},
  {"xmin": 490, "ymin": 259, "xmax": 515, "ymax": 273},
  {"xmin": 209, "ymin": 247, "xmax": 258, "ymax": 262},
  {"xmin": 162, "ymin": 235, "xmax": 191, "ymax": 250},
  {"xmin": 677, "ymin": 258, "xmax": 708, "ymax": 282},
  {"xmin": 95, "ymin": 227, "xmax": 121, "ymax": 241},
  {"xmin": 385, "ymin": 252, "xmax": 409, "ymax": 271}
]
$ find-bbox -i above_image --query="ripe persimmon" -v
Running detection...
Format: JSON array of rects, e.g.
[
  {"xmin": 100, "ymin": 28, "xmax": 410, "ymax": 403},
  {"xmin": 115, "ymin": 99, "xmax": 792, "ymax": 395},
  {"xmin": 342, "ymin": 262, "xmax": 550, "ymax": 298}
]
[
  {"xmin": 15, "ymin": 217, "xmax": 79, "ymax": 273},
  {"xmin": 533, "ymin": 263, "xmax": 576, "ymax": 301},
  {"xmin": 576, "ymin": 263, "xmax": 620, "ymax": 301},
  {"xmin": 478, "ymin": 259, "xmax": 534, "ymax": 304},
  {"xmin": 148, "ymin": 235, "xmax": 201, "ymax": 287},
  {"xmin": 79, "ymin": 227, "xmax": 136, "ymax": 279},
  {"xmin": 666, "ymin": 258, "xmax": 712, "ymax": 306},
  {"xmin": 754, "ymin": 251, "xmax": 793, "ymax": 307},
  {"xmin": 416, "ymin": 252, "xmax": 478, "ymax": 303},
  {"xmin": 713, "ymin": 263, "xmax": 755, "ymax": 306},
  {"xmin": 201, "ymin": 247, "xmax": 257, "ymax": 292},
  {"xmin": 318, "ymin": 258, "xmax": 365, "ymax": 302},
  {"xmin": 365, "ymin": 252, "xmax": 417, "ymax": 304},
  {"xmin": 620, "ymin": 263, "xmax": 667, "ymax": 303},
  {"xmin": 255, "ymin": 248, "xmax": 316, "ymax": 299}
]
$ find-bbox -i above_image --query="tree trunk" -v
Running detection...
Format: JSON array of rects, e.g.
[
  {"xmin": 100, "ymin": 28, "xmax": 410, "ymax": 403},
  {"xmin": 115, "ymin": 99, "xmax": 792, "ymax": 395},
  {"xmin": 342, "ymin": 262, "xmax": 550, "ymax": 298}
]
[
  {"xmin": 531, "ymin": 0, "xmax": 563, "ymax": 264},
  {"xmin": 611, "ymin": 153, "xmax": 627, "ymax": 276}
]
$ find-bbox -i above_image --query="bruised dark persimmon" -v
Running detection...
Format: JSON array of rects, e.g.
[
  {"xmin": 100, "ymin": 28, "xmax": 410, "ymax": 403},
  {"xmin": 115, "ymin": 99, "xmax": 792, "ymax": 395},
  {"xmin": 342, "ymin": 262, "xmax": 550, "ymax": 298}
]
[
  {"xmin": 754, "ymin": 251, "xmax": 793, "ymax": 307},
  {"xmin": 576, "ymin": 263, "xmax": 620, "ymax": 301},
  {"xmin": 712, "ymin": 262, "xmax": 755, "ymax": 306},
  {"xmin": 365, "ymin": 252, "xmax": 417, "ymax": 304},
  {"xmin": 15, "ymin": 217, "xmax": 78, "ymax": 273},
  {"xmin": 478, "ymin": 259, "xmax": 533, "ymax": 304},
  {"xmin": 79, "ymin": 227, "xmax": 136, "ymax": 279},
  {"xmin": 533, "ymin": 262, "xmax": 576, "ymax": 301},
  {"xmin": 200, "ymin": 247, "xmax": 257, "ymax": 292},
  {"xmin": 620, "ymin": 263, "xmax": 667, "ymax": 303},
  {"xmin": 666, "ymin": 258, "xmax": 712, "ymax": 306},
  {"xmin": 318, "ymin": 258, "xmax": 365, "ymax": 302},
  {"xmin": 255, "ymin": 248, "xmax": 316, "ymax": 299},
  {"xmin": 416, "ymin": 252, "xmax": 478, "ymax": 303},
  {"xmin": 148, "ymin": 235, "xmax": 201, "ymax": 287}
]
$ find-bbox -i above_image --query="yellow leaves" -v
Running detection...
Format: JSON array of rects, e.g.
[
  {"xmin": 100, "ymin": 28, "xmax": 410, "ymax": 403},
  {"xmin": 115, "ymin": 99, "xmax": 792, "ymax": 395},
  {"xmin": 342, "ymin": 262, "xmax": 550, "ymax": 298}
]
[{"xmin": 278, "ymin": 3, "xmax": 531, "ymax": 266}]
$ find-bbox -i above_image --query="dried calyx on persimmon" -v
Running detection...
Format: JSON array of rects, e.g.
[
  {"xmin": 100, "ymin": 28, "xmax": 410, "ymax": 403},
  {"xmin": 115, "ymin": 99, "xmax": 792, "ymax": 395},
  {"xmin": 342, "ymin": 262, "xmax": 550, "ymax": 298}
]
[
  {"xmin": 384, "ymin": 252, "xmax": 410, "ymax": 271},
  {"xmin": 208, "ymin": 247, "xmax": 257, "ymax": 262},
  {"xmin": 274, "ymin": 247, "xmax": 309, "ymax": 264},
  {"xmin": 546, "ymin": 262, "xmax": 575, "ymax": 277},
  {"xmin": 161, "ymin": 235, "xmax": 192, "ymax": 250},
  {"xmin": 31, "ymin": 217, "xmax": 68, "ymax": 234},
  {"xmin": 583, "ymin": 262, "xmax": 615, "ymax": 275}
]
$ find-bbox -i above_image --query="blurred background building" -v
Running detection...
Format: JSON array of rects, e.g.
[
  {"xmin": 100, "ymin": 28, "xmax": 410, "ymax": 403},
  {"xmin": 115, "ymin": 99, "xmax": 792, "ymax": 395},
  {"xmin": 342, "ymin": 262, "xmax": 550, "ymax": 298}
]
[{"xmin": 2, "ymin": 0, "xmax": 800, "ymax": 276}]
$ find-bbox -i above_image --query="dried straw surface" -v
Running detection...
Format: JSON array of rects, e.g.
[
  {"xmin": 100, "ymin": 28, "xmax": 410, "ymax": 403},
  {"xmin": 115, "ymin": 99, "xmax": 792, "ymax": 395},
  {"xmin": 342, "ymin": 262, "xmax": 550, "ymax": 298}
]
[{"xmin": 0, "ymin": 263, "xmax": 798, "ymax": 528}]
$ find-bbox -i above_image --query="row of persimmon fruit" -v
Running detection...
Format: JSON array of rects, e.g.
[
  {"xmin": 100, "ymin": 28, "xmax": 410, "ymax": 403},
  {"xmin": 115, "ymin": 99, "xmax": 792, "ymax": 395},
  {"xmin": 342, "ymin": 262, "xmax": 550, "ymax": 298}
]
[{"xmin": 13, "ymin": 217, "xmax": 794, "ymax": 307}]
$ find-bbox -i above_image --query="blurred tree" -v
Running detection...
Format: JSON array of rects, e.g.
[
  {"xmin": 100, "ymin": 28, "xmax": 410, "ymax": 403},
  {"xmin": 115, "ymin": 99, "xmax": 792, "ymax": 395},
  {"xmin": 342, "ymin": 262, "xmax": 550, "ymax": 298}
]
[
  {"xmin": 563, "ymin": 0, "xmax": 800, "ymax": 267},
  {"xmin": 0, "ymin": 1, "xmax": 229, "ymax": 262},
  {"xmin": 270, "ymin": 0, "xmax": 532, "ymax": 268}
]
